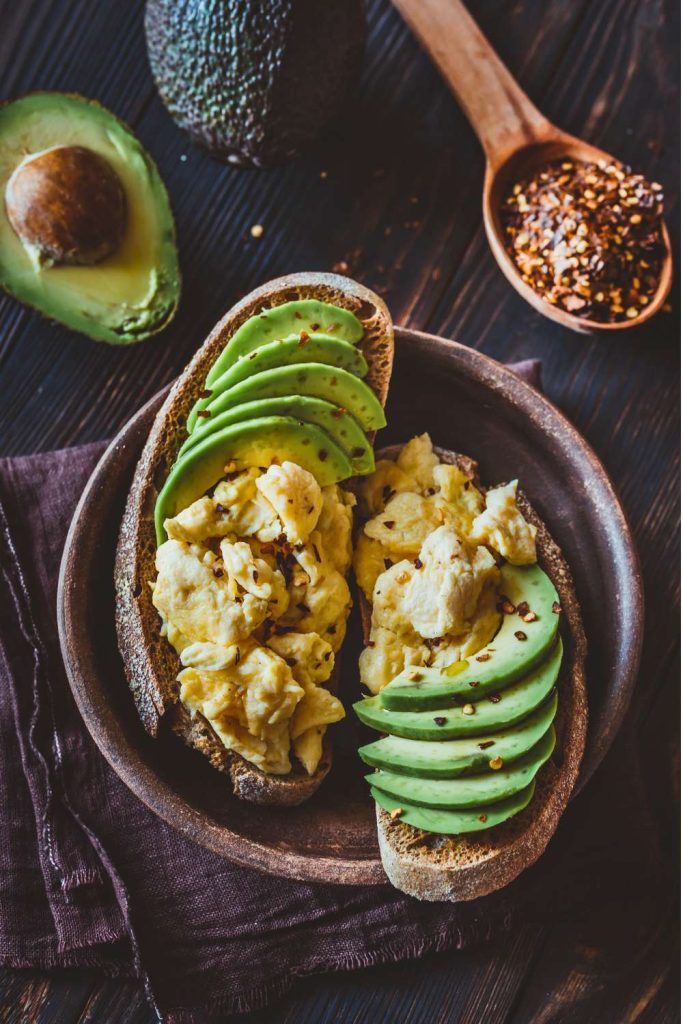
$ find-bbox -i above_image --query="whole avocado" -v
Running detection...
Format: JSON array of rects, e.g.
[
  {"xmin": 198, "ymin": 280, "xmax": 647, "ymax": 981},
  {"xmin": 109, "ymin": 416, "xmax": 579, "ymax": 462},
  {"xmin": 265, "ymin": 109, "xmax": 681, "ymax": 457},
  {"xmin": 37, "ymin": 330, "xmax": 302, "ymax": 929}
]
[{"xmin": 145, "ymin": 0, "xmax": 366, "ymax": 167}]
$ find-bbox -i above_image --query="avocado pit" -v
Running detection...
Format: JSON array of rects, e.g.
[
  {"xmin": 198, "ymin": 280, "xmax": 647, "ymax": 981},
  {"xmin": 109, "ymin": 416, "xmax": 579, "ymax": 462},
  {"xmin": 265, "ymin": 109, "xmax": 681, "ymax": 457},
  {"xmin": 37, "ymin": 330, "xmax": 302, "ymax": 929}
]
[{"xmin": 5, "ymin": 144, "xmax": 126, "ymax": 265}]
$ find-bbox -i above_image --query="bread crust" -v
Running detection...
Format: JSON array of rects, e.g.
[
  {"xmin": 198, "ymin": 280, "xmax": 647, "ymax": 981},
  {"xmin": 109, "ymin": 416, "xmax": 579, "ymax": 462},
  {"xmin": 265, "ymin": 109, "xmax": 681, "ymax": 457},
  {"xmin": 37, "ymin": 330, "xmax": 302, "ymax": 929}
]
[
  {"xmin": 358, "ymin": 446, "xmax": 587, "ymax": 901},
  {"xmin": 115, "ymin": 273, "xmax": 394, "ymax": 806}
]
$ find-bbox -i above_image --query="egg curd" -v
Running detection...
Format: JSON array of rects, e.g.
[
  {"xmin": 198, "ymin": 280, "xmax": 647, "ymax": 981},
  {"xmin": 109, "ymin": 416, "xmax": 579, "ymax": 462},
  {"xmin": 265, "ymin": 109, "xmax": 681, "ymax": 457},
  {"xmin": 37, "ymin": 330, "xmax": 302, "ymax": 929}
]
[
  {"xmin": 353, "ymin": 434, "xmax": 538, "ymax": 694},
  {"xmin": 151, "ymin": 461, "xmax": 354, "ymax": 775}
]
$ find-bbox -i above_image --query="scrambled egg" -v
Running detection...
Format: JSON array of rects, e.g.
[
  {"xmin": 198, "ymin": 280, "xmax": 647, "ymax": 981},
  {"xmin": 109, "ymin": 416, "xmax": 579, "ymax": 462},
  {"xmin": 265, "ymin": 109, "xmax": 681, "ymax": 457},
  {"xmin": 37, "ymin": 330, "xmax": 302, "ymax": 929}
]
[
  {"xmin": 354, "ymin": 434, "xmax": 536, "ymax": 694},
  {"xmin": 153, "ymin": 461, "xmax": 350, "ymax": 775}
]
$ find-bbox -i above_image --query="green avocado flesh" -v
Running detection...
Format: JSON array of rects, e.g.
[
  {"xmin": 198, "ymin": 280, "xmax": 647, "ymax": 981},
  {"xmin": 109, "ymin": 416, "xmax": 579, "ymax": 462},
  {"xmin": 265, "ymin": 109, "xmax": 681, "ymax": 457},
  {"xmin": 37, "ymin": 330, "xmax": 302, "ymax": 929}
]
[
  {"xmin": 0, "ymin": 93, "xmax": 180, "ymax": 344},
  {"xmin": 189, "ymin": 363, "xmax": 386, "ymax": 435},
  {"xmin": 354, "ymin": 640, "xmax": 562, "ymax": 741},
  {"xmin": 380, "ymin": 564, "xmax": 560, "ymax": 711},
  {"xmin": 189, "ymin": 334, "xmax": 368, "ymax": 425},
  {"xmin": 206, "ymin": 301, "xmax": 364, "ymax": 384},
  {"xmin": 155, "ymin": 416, "xmax": 352, "ymax": 543},
  {"xmin": 359, "ymin": 692, "xmax": 558, "ymax": 779},
  {"xmin": 368, "ymin": 726, "xmax": 555, "ymax": 809},
  {"xmin": 371, "ymin": 782, "xmax": 536, "ymax": 835},
  {"xmin": 179, "ymin": 395, "xmax": 374, "ymax": 475}
]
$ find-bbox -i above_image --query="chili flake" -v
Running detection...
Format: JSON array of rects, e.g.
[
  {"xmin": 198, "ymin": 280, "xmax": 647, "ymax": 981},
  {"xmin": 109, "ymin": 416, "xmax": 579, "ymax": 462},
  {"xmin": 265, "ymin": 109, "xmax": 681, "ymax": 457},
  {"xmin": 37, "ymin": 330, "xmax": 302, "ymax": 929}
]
[{"xmin": 501, "ymin": 157, "xmax": 665, "ymax": 323}]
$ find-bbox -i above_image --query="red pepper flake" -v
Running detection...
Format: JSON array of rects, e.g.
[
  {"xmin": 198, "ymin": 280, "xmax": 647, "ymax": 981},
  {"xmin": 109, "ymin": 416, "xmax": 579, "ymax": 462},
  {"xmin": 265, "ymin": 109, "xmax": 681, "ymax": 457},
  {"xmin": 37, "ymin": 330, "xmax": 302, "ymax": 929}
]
[
  {"xmin": 516, "ymin": 601, "xmax": 530, "ymax": 616},
  {"xmin": 552, "ymin": 601, "xmax": 562, "ymax": 614},
  {"xmin": 475, "ymin": 653, "xmax": 491, "ymax": 662},
  {"xmin": 497, "ymin": 596, "xmax": 516, "ymax": 614},
  {"xmin": 478, "ymin": 814, "xmax": 488, "ymax": 823},
  {"xmin": 310, "ymin": 322, "xmax": 320, "ymax": 331},
  {"xmin": 331, "ymin": 407, "xmax": 346, "ymax": 418},
  {"xmin": 478, "ymin": 740, "xmax": 495, "ymax": 749},
  {"xmin": 199, "ymin": 388, "xmax": 213, "ymax": 399},
  {"xmin": 522, "ymin": 611, "xmax": 537, "ymax": 623},
  {"xmin": 196, "ymin": 410, "xmax": 211, "ymax": 419},
  {"xmin": 424, "ymin": 637, "xmax": 442, "ymax": 650},
  {"xmin": 514, "ymin": 630, "xmax": 528, "ymax": 641},
  {"xmin": 488, "ymin": 694, "xmax": 502, "ymax": 704},
  {"xmin": 469, "ymin": 680, "xmax": 480, "ymax": 688},
  {"xmin": 433, "ymin": 716, "xmax": 447, "ymax": 726},
  {"xmin": 298, "ymin": 330, "xmax": 309, "ymax": 345}
]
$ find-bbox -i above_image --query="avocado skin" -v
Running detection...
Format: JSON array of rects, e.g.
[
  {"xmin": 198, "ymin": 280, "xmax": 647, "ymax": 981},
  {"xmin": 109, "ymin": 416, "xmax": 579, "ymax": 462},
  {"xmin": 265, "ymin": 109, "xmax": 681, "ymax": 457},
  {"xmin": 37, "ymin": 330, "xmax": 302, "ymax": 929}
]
[{"xmin": 145, "ymin": 0, "xmax": 366, "ymax": 167}]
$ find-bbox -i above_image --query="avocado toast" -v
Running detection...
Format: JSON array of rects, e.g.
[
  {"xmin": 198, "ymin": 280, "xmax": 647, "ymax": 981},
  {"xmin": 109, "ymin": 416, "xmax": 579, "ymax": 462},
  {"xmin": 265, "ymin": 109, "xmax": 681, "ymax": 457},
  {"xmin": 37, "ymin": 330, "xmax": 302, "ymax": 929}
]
[
  {"xmin": 354, "ymin": 445, "xmax": 587, "ymax": 901},
  {"xmin": 115, "ymin": 273, "xmax": 394, "ymax": 806}
]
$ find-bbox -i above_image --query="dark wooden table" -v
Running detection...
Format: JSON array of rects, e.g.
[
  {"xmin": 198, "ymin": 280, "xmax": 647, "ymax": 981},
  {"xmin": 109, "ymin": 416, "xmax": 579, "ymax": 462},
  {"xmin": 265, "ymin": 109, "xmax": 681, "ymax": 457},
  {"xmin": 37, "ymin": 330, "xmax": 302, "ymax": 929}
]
[{"xmin": 0, "ymin": 0, "xmax": 679, "ymax": 1021}]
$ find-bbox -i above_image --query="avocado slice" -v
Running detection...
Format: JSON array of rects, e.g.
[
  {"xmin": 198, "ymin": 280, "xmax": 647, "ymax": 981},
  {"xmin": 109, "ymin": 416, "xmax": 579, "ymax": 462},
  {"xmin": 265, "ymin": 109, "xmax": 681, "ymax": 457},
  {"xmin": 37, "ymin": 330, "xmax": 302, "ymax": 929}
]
[
  {"xmin": 188, "ymin": 363, "xmax": 386, "ymax": 435},
  {"xmin": 179, "ymin": 395, "xmax": 374, "ymax": 475},
  {"xmin": 359, "ymin": 692, "xmax": 558, "ymax": 779},
  {"xmin": 189, "ymin": 334, "xmax": 368, "ymax": 425},
  {"xmin": 354, "ymin": 641, "xmax": 562, "ymax": 741},
  {"xmin": 371, "ymin": 781, "xmax": 536, "ymax": 835},
  {"xmin": 368, "ymin": 726, "xmax": 555, "ymax": 809},
  {"xmin": 206, "ymin": 301, "xmax": 364, "ymax": 384},
  {"xmin": 380, "ymin": 564, "xmax": 560, "ymax": 711},
  {"xmin": 155, "ymin": 416, "xmax": 352, "ymax": 543},
  {"xmin": 0, "ymin": 93, "xmax": 180, "ymax": 344}
]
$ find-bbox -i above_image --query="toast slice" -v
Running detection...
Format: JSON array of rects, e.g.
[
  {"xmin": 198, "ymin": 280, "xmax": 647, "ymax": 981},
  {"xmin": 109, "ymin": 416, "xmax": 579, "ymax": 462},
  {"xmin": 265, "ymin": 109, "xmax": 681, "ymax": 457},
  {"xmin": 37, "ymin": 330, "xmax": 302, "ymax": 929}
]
[
  {"xmin": 357, "ymin": 446, "xmax": 588, "ymax": 899},
  {"xmin": 115, "ymin": 273, "xmax": 394, "ymax": 806}
]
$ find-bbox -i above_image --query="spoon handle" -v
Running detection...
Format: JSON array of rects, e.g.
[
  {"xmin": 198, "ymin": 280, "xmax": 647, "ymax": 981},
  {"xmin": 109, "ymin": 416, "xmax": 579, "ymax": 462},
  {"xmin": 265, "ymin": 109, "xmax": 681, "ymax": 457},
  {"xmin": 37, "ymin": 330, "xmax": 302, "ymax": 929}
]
[{"xmin": 392, "ymin": 0, "xmax": 552, "ymax": 165}]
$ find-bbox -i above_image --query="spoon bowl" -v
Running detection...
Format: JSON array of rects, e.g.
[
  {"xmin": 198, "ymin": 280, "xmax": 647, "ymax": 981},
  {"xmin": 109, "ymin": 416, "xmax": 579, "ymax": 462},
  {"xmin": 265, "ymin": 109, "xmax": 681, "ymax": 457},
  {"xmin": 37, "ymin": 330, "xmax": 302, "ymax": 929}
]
[{"xmin": 393, "ymin": 0, "xmax": 672, "ymax": 335}]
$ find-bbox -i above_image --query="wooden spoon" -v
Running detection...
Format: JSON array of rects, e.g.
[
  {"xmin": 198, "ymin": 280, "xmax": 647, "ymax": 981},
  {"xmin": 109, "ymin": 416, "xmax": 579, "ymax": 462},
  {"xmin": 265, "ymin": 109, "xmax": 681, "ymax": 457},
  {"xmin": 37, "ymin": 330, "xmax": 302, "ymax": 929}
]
[{"xmin": 392, "ymin": 0, "xmax": 672, "ymax": 334}]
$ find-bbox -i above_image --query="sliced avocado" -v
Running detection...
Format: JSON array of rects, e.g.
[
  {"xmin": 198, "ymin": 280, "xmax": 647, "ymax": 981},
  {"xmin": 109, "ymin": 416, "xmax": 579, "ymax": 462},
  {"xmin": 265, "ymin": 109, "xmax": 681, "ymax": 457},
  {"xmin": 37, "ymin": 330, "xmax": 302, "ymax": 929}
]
[
  {"xmin": 371, "ymin": 781, "xmax": 536, "ymax": 835},
  {"xmin": 369, "ymin": 727, "xmax": 555, "ymax": 809},
  {"xmin": 179, "ymin": 395, "xmax": 374, "ymax": 475},
  {"xmin": 0, "ymin": 93, "xmax": 180, "ymax": 344},
  {"xmin": 354, "ymin": 641, "xmax": 562, "ymax": 741},
  {"xmin": 190, "ymin": 334, "xmax": 368, "ymax": 424},
  {"xmin": 155, "ymin": 416, "xmax": 352, "ymax": 543},
  {"xmin": 206, "ymin": 300, "xmax": 364, "ymax": 384},
  {"xmin": 359, "ymin": 692, "xmax": 558, "ymax": 779},
  {"xmin": 188, "ymin": 363, "xmax": 386, "ymax": 434},
  {"xmin": 380, "ymin": 564, "xmax": 560, "ymax": 711}
]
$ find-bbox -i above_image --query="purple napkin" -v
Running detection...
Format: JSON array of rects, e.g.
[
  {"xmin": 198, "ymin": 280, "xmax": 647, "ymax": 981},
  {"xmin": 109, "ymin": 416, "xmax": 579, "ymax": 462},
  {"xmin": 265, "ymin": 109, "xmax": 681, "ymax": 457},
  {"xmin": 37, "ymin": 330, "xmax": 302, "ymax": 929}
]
[{"xmin": 0, "ymin": 360, "xmax": 664, "ymax": 1022}]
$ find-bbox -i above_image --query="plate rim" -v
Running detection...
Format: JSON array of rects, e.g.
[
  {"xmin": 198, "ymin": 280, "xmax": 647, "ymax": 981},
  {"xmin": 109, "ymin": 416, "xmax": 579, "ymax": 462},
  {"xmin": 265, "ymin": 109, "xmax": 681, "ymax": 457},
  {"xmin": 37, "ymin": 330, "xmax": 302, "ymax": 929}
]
[{"xmin": 57, "ymin": 327, "xmax": 643, "ymax": 883}]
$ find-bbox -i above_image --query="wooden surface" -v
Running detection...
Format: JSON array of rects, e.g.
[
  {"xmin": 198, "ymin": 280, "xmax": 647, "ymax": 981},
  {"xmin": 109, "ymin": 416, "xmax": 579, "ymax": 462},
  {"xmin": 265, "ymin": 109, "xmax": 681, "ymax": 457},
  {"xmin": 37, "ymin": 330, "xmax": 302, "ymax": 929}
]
[{"xmin": 0, "ymin": 0, "xmax": 679, "ymax": 1021}]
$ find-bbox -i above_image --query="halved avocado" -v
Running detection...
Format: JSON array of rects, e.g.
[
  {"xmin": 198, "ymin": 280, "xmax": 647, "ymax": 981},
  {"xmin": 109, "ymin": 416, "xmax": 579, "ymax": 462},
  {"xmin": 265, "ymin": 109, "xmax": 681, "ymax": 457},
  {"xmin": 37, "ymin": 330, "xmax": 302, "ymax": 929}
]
[
  {"xmin": 380, "ymin": 564, "xmax": 560, "ymax": 711},
  {"xmin": 179, "ymin": 395, "xmax": 375, "ymax": 475},
  {"xmin": 368, "ymin": 727, "xmax": 556, "ymax": 809},
  {"xmin": 354, "ymin": 641, "xmax": 562, "ymax": 741},
  {"xmin": 206, "ymin": 300, "xmax": 364, "ymax": 384},
  {"xmin": 188, "ymin": 363, "xmax": 386, "ymax": 434},
  {"xmin": 0, "ymin": 93, "xmax": 180, "ymax": 344},
  {"xmin": 359, "ymin": 692, "xmax": 558, "ymax": 779},
  {"xmin": 371, "ymin": 781, "xmax": 536, "ymax": 835},
  {"xmin": 155, "ymin": 416, "xmax": 352, "ymax": 543},
  {"xmin": 189, "ymin": 334, "xmax": 368, "ymax": 424}
]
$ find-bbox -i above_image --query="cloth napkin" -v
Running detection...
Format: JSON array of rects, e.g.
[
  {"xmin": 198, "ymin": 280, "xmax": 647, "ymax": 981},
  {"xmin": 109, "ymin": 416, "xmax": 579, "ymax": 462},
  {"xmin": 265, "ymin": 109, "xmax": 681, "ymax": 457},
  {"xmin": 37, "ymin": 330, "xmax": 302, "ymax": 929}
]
[{"xmin": 0, "ymin": 360, "xmax": 666, "ymax": 1022}]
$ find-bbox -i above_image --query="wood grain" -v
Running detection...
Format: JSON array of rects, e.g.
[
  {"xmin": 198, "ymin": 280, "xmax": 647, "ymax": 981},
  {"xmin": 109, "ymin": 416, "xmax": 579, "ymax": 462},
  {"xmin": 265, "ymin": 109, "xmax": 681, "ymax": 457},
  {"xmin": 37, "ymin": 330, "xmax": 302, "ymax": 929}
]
[{"xmin": 0, "ymin": 0, "xmax": 678, "ymax": 1020}]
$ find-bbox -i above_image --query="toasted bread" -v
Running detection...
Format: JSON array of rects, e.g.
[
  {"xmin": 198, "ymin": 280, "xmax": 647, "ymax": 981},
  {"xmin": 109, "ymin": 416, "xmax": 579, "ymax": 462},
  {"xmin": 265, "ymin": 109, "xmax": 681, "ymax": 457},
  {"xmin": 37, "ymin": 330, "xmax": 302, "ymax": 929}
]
[
  {"xmin": 115, "ymin": 273, "xmax": 394, "ymax": 806},
  {"xmin": 357, "ymin": 446, "xmax": 587, "ymax": 900}
]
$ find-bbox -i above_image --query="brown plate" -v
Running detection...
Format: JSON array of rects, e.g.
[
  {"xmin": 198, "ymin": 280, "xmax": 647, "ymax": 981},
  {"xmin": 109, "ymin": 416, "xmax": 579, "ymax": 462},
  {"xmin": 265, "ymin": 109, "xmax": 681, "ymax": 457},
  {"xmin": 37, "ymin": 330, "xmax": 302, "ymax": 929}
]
[{"xmin": 57, "ymin": 327, "xmax": 643, "ymax": 885}]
